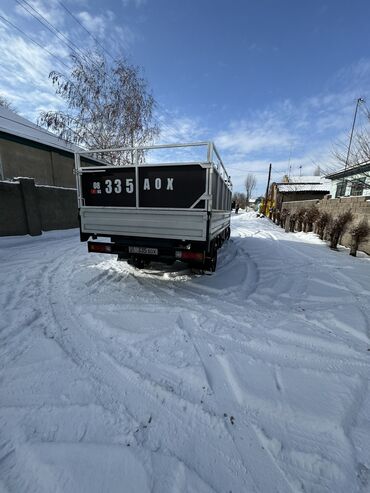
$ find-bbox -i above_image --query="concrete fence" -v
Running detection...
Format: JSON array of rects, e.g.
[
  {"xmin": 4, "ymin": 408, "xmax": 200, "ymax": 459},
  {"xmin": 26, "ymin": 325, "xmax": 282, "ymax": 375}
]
[
  {"xmin": 0, "ymin": 178, "xmax": 78, "ymax": 236},
  {"xmin": 280, "ymin": 195, "xmax": 370, "ymax": 255}
]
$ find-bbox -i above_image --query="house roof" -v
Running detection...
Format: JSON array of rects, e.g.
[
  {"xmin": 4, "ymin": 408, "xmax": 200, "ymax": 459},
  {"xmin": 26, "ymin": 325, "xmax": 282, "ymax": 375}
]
[
  {"xmin": 277, "ymin": 183, "xmax": 331, "ymax": 193},
  {"xmin": 0, "ymin": 106, "xmax": 81, "ymax": 155},
  {"xmin": 287, "ymin": 175, "xmax": 324, "ymax": 184},
  {"xmin": 325, "ymin": 161, "xmax": 370, "ymax": 180},
  {"xmin": 274, "ymin": 174, "xmax": 331, "ymax": 193}
]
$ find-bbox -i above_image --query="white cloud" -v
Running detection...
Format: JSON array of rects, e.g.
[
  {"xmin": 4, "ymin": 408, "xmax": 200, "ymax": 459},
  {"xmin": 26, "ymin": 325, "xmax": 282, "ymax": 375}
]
[
  {"xmin": 154, "ymin": 63, "xmax": 370, "ymax": 194},
  {"xmin": 0, "ymin": 21, "xmax": 66, "ymax": 111},
  {"xmin": 0, "ymin": 1, "xmax": 138, "ymax": 125},
  {"xmin": 75, "ymin": 9, "xmax": 135, "ymax": 49},
  {"xmin": 76, "ymin": 11, "xmax": 109, "ymax": 38},
  {"xmin": 15, "ymin": 0, "xmax": 65, "ymax": 28},
  {"xmin": 216, "ymin": 118, "xmax": 294, "ymax": 156},
  {"xmin": 157, "ymin": 114, "xmax": 207, "ymax": 144}
]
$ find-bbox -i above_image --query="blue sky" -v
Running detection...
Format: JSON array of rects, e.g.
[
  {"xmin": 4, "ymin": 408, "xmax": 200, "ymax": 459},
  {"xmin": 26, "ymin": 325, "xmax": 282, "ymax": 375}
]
[{"xmin": 1, "ymin": 0, "xmax": 370, "ymax": 194}]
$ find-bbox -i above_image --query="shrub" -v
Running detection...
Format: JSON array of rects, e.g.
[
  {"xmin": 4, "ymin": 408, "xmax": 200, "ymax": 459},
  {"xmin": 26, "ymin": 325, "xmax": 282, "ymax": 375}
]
[
  {"xmin": 349, "ymin": 219, "xmax": 370, "ymax": 256},
  {"xmin": 289, "ymin": 212, "xmax": 297, "ymax": 232},
  {"xmin": 280, "ymin": 208, "xmax": 288, "ymax": 228},
  {"xmin": 296, "ymin": 207, "xmax": 307, "ymax": 232},
  {"xmin": 328, "ymin": 210, "xmax": 353, "ymax": 249},
  {"xmin": 316, "ymin": 212, "xmax": 331, "ymax": 240},
  {"xmin": 303, "ymin": 206, "xmax": 320, "ymax": 232},
  {"xmin": 275, "ymin": 210, "xmax": 280, "ymax": 225}
]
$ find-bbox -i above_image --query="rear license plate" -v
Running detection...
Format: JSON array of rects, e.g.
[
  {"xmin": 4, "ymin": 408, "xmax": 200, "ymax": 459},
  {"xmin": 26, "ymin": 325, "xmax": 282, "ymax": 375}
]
[{"xmin": 128, "ymin": 246, "xmax": 158, "ymax": 255}]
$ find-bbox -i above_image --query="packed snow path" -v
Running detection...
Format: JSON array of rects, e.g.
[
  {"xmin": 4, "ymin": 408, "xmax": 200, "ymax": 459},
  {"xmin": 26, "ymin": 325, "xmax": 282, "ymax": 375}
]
[{"xmin": 1, "ymin": 212, "xmax": 370, "ymax": 493}]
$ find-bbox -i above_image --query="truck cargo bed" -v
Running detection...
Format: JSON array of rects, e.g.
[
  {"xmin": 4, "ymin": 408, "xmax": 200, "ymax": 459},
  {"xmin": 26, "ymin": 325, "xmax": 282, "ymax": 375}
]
[{"xmin": 75, "ymin": 142, "xmax": 232, "ymax": 271}]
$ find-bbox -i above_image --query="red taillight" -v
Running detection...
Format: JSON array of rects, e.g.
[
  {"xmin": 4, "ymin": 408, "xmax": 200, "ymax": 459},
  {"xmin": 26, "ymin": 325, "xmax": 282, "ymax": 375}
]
[
  {"xmin": 88, "ymin": 243, "xmax": 112, "ymax": 253},
  {"xmin": 176, "ymin": 250, "xmax": 204, "ymax": 262}
]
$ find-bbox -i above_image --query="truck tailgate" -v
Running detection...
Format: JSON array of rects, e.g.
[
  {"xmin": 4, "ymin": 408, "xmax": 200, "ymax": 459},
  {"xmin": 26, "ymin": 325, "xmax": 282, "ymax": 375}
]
[{"xmin": 80, "ymin": 207, "xmax": 208, "ymax": 241}]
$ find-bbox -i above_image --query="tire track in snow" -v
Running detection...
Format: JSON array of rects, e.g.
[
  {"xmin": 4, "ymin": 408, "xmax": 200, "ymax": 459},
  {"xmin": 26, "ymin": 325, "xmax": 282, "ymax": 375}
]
[
  {"xmin": 40, "ymin": 248, "xmax": 258, "ymax": 493},
  {"xmin": 177, "ymin": 313, "xmax": 358, "ymax": 492},
  {"xmin": 116, "ymin": 262, "xmax": 370, "ymax": 379},
  {"xmin": 177, "ymin": 312, "xmax": 295, "ymax": 493},
  {"xmin": 73, "ymin": 234, "xmax": 370, "ymax": 398}
]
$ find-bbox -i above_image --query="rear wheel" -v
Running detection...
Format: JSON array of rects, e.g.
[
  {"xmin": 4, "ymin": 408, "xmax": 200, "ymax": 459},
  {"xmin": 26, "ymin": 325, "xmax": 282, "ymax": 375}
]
[
  {"xmin": 132, "ymin": 256, "xmax": 149, "ymax": 269},
  {"xmin": 204, "ymin": 247, "xmax": 217, "ymax": 272}
]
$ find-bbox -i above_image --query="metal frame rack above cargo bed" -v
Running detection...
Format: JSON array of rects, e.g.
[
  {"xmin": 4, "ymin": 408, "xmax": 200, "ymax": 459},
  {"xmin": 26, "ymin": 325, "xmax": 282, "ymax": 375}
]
[{"xmin": 74, "ymin": 141, "xmax": 232, "ymax": 213}]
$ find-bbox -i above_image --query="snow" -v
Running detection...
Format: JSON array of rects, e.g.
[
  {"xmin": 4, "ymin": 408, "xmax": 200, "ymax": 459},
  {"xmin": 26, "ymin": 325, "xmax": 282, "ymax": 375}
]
[
  {"xmin": 1, "ymin": 212, "xmax": 370, "ymax": 492},
  {"xmin": 287, "ymin": 176, "xmax": 329, "ymax": 184},
  {"xmin": 277, "ymin": 183, "xmax": 330, "ymax": 193}
]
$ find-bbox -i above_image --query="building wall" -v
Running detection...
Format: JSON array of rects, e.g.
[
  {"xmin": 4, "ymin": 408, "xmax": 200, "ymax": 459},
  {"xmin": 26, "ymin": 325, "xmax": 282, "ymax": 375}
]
[
  {"xmin": 0, "ymin": 137, "xmax": 76, "ymax": 188},
  {"xmin": 37, "ymin": 185, "xmax": 78, "ymax": 231},
  {"xmin": 282, "ymin": 195, "xmax": 370, "ymax": 255},
  {"xmin": 0, "ymin": 178, "xmax": 78, "ymax": 236},
  {"xmin": 330, "ymin": 174, "xmax": 370, "ymax": 198},
  {"xmin": 280, "ymin": 191, "xmax": 328, "ymax": 205},
  {"xmin": 0, "ymin": 181, "xmax": 28, "ymax": 235}
]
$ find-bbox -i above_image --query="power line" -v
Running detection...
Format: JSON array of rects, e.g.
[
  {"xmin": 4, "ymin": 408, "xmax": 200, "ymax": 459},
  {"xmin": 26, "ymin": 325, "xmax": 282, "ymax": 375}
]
[
  {"xmin": 53, "ymin": 0, "xmax": 169, "ymax": 141},
  {"xmin": 14, "ymin": 0, "xmax": 87, "ymax": 61},
  {"xmin": 14, "ymin": 0, "xmax": 174, "ymax": 140},
  {"xmin": 12, "ymin": 0, "xmax": 120, "ymax": 92},
  {"xmin": 0, "ymin": 13, "xmax": 71, "ymax": 71},
  {"xmin": 2, "ymin": 5, "xmax": 174, "ymax": 144},
  {"xmin": 57, "ymin": 0, "xmax": 116, "ymax": 61}
]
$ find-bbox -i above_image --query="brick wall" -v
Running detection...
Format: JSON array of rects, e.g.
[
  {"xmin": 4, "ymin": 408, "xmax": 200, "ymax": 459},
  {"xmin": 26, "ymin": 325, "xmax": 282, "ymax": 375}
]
[{"xmin": 282, "ymin": 195, "xmax": 370, "ymax": 255}]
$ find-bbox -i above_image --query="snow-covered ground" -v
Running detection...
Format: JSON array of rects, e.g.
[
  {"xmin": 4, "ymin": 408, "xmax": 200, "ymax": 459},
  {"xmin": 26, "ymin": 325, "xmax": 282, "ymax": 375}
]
[{"xmin": 1, "ymin": 212, "xmax": 370, "ymax": 493}]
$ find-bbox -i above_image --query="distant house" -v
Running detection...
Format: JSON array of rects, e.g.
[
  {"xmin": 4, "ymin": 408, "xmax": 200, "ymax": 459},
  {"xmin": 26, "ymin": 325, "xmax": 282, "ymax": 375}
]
[
  {"xmin": 271, "ymin": 175, "xmax": 331, "ymax": 211},
  {"xmin": 325, "ymin": 161, "xmax": 370, "ymax": 198},
  {"xmin": 0, "ymin": 106, "xmax": 96, "ymax": 188}
]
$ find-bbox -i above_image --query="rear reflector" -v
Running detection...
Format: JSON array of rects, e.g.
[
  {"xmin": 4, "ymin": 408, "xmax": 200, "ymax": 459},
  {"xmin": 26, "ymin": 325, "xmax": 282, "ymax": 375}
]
[
  {"xmin": 176, "ymin": 250, "xmax": 204, "ymax": 262},
  {"xmin": 88, "ymin": 243, "xmax": 112, "ymax": 253}
]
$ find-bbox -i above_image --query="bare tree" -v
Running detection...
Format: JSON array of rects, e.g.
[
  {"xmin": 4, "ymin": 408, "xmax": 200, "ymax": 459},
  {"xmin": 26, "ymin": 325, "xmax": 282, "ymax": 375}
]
[
  {"xmin": 39, "ymin": 52, "xmax": 159, "ymax": 164},
  {"xmin": 331, "ymin": 128, "xmax": 370, "ymax": 190},
  {"xmin": 244, "ymin": 174, "xmax": 257, "ymax": 206},
  {"xmin": 333, "ymin": 129, "xmax": 370, "ymax": 166},
  {"xmin": 313, "ymin": 165, "xmax": 321, "ymax": 176},
  {"xmin": 0, "ymin": 94, "xmax": 17, "ymax": 112},
  {"xmin": 232, "ymin": 192, "xmax": 246, "ymax": 209}
]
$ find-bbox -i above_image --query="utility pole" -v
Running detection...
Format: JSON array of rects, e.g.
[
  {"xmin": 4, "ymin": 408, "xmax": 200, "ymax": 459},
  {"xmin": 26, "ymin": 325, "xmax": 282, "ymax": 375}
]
[
  {"xmin": 339, "ymin": 97, "xmax": 365, "ymax": 197},
  {"xmin": 263, "ymin": 163, "xmax": 272, "ymax": 216},
  {"xmin": 345, "ymin": 97, "xmax": 364, "ymax": 169}
]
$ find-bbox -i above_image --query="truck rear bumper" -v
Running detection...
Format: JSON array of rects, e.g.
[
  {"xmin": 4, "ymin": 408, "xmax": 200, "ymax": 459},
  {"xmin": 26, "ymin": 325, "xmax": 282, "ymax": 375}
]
[{"xmin": 87, "ymin": 240, "xmax": 205, "ymax": 264}]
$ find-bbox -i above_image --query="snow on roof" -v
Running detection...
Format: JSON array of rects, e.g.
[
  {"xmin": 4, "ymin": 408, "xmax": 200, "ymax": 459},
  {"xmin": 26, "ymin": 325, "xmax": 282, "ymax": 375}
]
[
  {"xmin": 325, "ymin": 161, "xmax": 370, "ymax": 179},
  {"xmin": 0, "ymin": 106, "xmax": 81, "ymax": 154},
  {"xmin": 288, "ymin": 175, "xmax": 324, "ymax": 184},
  {"xmin": 277, "ymin": 183, "xmax": 331, "ymax": 193}
]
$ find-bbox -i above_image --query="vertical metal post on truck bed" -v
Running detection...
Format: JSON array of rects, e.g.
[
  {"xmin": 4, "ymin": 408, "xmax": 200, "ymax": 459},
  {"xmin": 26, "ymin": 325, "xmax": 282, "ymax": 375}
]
[
  {"xmin": 74, "ymin": 152, "xmax": 83, "ymax": 208},
  {"xmin": 135, "ymin": 148, "xmax": 139, "ymax": 208}
]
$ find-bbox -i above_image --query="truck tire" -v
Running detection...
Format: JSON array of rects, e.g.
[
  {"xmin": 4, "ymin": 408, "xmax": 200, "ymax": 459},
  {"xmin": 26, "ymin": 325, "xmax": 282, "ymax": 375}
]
[
  {"xmin": 204, "ymin": 248, "xmax": 217, "ymax": 272},
  {"xmin": 132, "ymin": 257, "xmax": 148, "ymax": 269}
]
